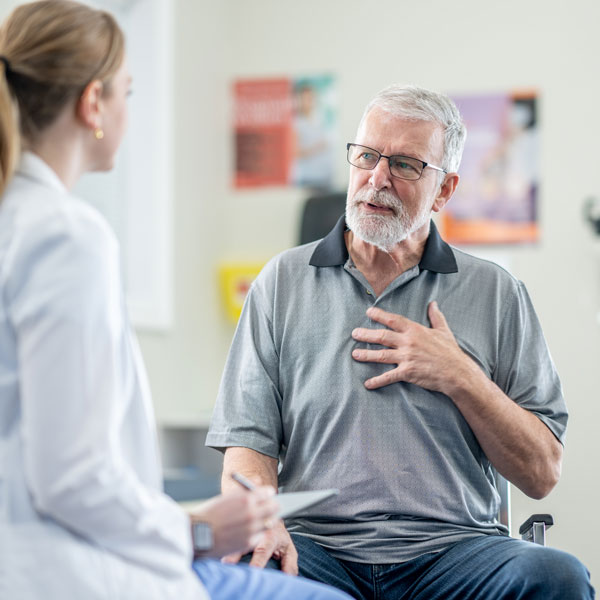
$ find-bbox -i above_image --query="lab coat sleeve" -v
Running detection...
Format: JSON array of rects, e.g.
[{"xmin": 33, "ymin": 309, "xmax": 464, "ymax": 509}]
[{"xmin": 7, "ymin": 207, "xmax": 194, "ymax": 578}]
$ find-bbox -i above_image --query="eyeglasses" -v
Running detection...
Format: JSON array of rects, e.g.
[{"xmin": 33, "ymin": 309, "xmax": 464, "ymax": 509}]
[{"xmin": 346, "ymin": 143, "xmax": 447, "ymax": 181}]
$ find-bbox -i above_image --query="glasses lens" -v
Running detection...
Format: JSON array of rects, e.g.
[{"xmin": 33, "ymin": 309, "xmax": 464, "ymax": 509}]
[
  {"xmin": 388, "ymin": 156, "xmax": 423, "ymax": 180},
  {"xmin": 348, "ymin": 145, "xmax": 380, "ymax": 170}
]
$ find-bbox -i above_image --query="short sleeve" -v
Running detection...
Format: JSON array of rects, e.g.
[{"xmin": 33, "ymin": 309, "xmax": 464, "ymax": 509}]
[
  {"xmin": 206, "ymin": 262, "xmax": 283, "ymax": 458},
  {"xmin": 494, "ymin": 281, "xmax": 568, "ymax": 444}
]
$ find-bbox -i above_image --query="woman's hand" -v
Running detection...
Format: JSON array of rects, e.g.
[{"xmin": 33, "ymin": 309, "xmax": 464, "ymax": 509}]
[{"xmin": 189, "ymin": 486, "xmax": 279, "ymax": 559}]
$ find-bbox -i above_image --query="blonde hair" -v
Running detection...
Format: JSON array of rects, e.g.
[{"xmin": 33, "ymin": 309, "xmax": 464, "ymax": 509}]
[{"xmin": 0, "ymin": 0, "xmax": 125, "ymax": 196}]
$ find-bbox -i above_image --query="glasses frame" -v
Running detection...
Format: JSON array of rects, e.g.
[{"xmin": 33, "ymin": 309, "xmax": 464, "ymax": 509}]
[{"xmin": 346, "ymin": 143, "xmax": 447, "ymax": 181}]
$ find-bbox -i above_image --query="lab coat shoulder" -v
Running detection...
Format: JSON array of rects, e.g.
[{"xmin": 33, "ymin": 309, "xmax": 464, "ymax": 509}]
[
  {"xmin": 1, "ymin": 170, "xmax": 117, "ymax": 253},
  {"xmin": 0, "ymin": 177, "xmax": 121, "ymax": 329}
]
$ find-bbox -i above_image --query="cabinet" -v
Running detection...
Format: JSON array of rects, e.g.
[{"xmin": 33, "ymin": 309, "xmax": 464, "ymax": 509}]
[{"xmin": 159, "ymin": 424, "xmax": 222, "ymax": 501}]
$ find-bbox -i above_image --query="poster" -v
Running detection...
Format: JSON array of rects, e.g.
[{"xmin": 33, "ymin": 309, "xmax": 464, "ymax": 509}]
[
  {"xmin": 218, "ymin": 262, "xmax": 265, "ymax": 322},
  {"xmin": 441, "ymin": 91, "xmax": 539, "ymax": 244},
  {"xmin": 234, "ymin": 75, "xmax": 336, "ymax": 190}
]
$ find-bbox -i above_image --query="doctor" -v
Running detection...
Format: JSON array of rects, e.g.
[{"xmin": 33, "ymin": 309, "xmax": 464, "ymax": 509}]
[{"xmin": 0, "ymin": 2, "xmax": 350, "ymax": 599}]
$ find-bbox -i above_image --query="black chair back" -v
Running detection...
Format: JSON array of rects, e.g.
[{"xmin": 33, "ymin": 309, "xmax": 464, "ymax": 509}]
[{"xmin": 299, "ymin": 192, "xmax": 346, "ymax": 245}]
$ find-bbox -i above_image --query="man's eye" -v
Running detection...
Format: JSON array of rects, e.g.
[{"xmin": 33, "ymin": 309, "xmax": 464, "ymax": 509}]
[
  {"xmin": 361, "ymin": 152, "xmax": 374, "ymax": 160},
  {"xmin": 393, "ymin": 159, "xmax": 417, "ymax": 172}
]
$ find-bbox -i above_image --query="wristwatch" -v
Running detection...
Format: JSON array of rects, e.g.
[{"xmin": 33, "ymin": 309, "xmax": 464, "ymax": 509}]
[{"xmin": 191, "ymin": 521, "xmax": 214, "ymax": 554}]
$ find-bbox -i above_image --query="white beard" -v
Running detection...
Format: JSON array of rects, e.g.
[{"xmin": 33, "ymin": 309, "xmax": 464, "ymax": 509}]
[{"xmin": 345, "ymin": 187, "xmax": 431, "ymax": 252}]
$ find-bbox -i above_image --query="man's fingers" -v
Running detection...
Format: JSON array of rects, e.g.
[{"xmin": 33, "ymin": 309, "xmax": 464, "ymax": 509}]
[
  {"xmin": 428, "ymin": 301, "xmax": 449, "ymax": 331},
  {"xmin": 352, "ymin": 348, "xmax": 397, "ymax": 364},
  {"xmin": 352, "ymin": 327, "xmax": 398, "ymax": 347},
  {"xmin": 279, "ymin": 544, "xmax": 299, "ymax": 576},
  {"xmin": 364, "ymin": 304, "xmax": 450, "ymax": 334},
  {"xmin": 364, "ymin": 369, "xmax": 400, "ymax": 390},
  {"xmin": 366, "ymin": 306, "xmax": 411, "ymax": 330},
  {"xmin": 248, "ymin": 538, "xmax": 277, "ymax": 569}
]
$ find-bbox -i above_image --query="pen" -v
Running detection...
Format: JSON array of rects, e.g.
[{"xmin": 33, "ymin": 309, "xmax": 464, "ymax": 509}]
[{"xmin": 231, "ymin": 472, "xmax": 257, "ymax": 491}]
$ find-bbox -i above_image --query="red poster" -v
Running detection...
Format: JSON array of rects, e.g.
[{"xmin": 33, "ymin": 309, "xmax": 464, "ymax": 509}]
[{"xmin": 234, "ymin": 79, "xmax": 293, "ymax": 187}]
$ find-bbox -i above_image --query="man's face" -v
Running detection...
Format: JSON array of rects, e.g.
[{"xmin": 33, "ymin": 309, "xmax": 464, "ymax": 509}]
[{"xmin": 346, "ymin": 106, "xmax": 447, "ymax": 251}]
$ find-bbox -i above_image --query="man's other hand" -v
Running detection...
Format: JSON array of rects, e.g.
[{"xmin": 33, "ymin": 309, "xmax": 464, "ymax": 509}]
[{"xmin": 222, "ymin": 520, "xmax": 299, "ymax": 575}]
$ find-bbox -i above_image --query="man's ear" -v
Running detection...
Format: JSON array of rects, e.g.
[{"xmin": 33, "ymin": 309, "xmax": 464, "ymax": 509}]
[
  {"xmin": 432, "ymin": 172, "xmax": 459, "ymax": 213},
  {"xmin": 76, "ymin": 79, "xmax": 103, "ymax": 131}
]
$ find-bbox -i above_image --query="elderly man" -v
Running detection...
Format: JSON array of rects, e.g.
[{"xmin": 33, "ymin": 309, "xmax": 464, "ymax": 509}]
[{"xmin": 207, "ymin": 85, "xmax": 593, "ymax": 599}]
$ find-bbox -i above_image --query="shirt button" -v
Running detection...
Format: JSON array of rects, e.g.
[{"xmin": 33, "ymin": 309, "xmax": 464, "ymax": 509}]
[{"xmin": 366, "ymin": 290, "xmax": 372, "ymax": 295}]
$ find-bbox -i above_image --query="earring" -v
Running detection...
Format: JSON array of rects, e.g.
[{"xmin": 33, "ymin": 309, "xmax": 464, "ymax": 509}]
[{"xmin": 94, "ymin": 127, "xmax": 104, "ymax": 140}]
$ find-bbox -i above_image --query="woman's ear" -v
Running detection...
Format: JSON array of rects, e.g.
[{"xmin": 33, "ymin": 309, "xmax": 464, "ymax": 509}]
[{"xmin": 77, "ymin": 79, "xmax": 103, "ymax": 131}]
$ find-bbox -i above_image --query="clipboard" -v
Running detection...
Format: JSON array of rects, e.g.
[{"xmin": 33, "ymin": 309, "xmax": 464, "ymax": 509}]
[{"xmin": 276, "ymin": 489, "xmax": 339, "ymax": 518}]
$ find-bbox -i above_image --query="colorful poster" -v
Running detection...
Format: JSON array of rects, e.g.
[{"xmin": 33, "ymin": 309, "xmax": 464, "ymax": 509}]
[
  {"xmin": 441, "ymin": 92, "xmax": 539, "ymax": 244},
  {"xmin": 234, "ymin": 75, "xmax": 336, "ymax": 189}
]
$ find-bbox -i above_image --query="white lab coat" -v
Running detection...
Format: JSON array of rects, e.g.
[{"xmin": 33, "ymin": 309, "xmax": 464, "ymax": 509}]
[{"xmin": 0, "ymin": 153, "xmax": 208, "ymax": 599}]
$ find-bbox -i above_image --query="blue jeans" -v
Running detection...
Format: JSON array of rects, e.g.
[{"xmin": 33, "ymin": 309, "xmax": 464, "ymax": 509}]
[
  {"xmin": 193, "ymin": 558, "xmax": 352, "ymax": 600},
  {"xmin": 288, "ymin": 533, "xmax": 595, "ymax": 600}
]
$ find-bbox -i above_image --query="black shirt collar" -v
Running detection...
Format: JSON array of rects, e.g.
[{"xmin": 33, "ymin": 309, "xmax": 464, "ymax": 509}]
[{"xmin": 309, "ymin": 216, "xmax": 458, "ymax": 274}]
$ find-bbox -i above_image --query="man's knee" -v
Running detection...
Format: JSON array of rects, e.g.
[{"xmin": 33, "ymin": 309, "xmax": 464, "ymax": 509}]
[
  {"xmin": 290, "ymin": 533, "xmax": 362, "ymax": 596},
  {"xmin": 508, "ymin": 544, "xmax": 593, "ymax": 599}
]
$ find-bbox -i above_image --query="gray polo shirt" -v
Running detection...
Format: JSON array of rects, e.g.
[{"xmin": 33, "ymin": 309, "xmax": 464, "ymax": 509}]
[{"xmin": 206, "ymin": 217, "xmax": 567, "ymax": 564}]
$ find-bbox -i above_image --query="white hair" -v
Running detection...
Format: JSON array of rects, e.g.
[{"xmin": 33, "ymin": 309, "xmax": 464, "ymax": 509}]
[{"xmin": 359, "ymin": 84, "xmax": 467, "ymax": 173}]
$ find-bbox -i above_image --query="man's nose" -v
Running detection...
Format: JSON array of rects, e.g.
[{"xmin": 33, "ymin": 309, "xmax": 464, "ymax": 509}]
[{"xmin": 369, "ymin": 156, "xmax": 392, "ymax": 191}]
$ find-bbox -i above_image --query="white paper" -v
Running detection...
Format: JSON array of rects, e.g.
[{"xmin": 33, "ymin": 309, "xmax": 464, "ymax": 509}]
[{"xmin": 276, "ymin": 489, "xmax": 339, "ymax": 518}]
